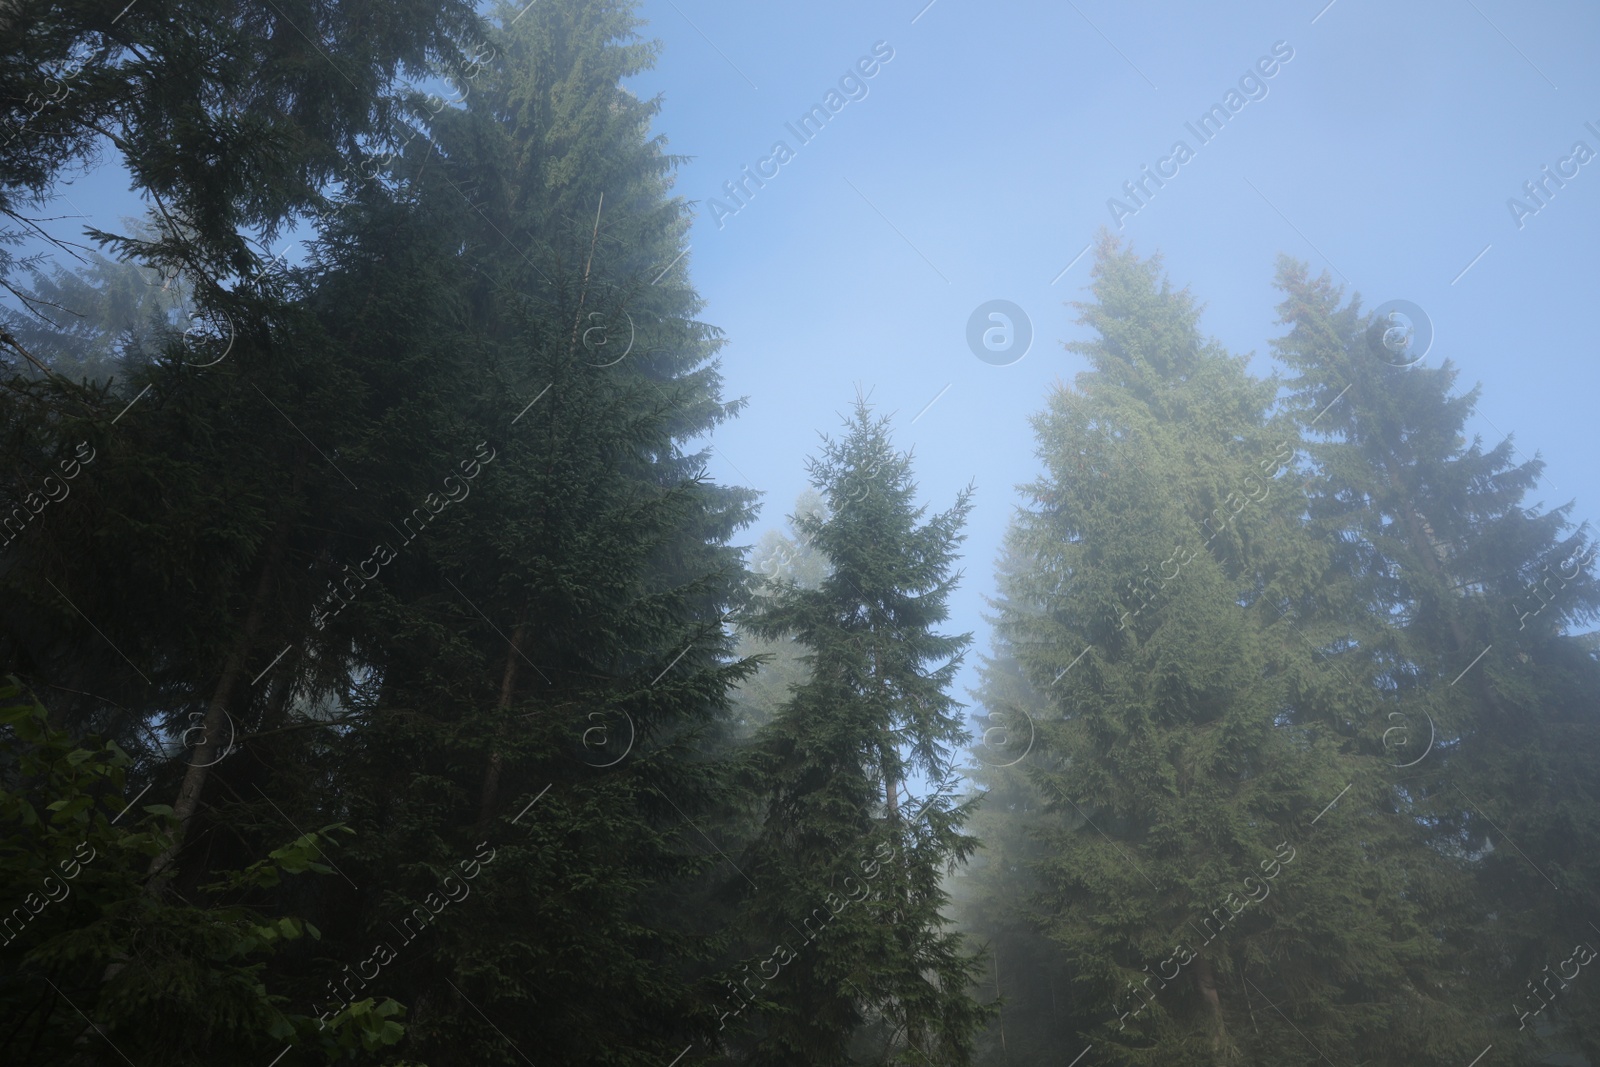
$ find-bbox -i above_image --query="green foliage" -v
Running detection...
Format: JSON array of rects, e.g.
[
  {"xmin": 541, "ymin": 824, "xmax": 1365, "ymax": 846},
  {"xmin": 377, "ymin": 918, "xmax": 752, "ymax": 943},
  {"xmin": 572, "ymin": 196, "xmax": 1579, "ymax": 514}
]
[
  {"xmin": 7, "ymin": 1, "xmax": 1598, "ymax": 1064},
  {"xmin": 0, "ymin": 677, "xmax": 388, "ymax": 1065},
  {"xmin": 729, "ymin": 398, "xmax": 990, "ymax": 1066},
  {"xmin": 1273, "ymin": 259, "xmax": 1600, "ymax": 1064},
  {"xmin": 0, "ymin": 242, "xmax": 184, "ymax": 387},
  {"xmin": 1, "ymin": 0, "xmax": 479, "ymax": 283},
  {"xmin": 967, "ymin": 237, "xmax": 1490, "ymax": 1066}
]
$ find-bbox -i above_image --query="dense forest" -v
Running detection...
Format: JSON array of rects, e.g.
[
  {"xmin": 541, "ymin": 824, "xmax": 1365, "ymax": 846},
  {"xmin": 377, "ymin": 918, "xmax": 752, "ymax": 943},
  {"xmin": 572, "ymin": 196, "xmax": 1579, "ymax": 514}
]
[{"xmin": 3, "ymin": 2, "xmax": 1599, "ymax": 1065}]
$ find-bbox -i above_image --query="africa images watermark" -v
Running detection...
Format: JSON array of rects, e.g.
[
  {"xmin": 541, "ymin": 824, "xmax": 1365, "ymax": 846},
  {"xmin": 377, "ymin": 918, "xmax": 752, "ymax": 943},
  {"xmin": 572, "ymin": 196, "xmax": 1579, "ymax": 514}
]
[
  {"xmin": 309, "ymin": 441, "xmax": 497, "ymax": 631},
  {"xmin": 1, "ymin": 776, "xmax": 155, "ymax": 951},
  {"xmin": 1, "ymin": 440, "xmax": 96, "ymax": 555},
  {"xmin": 0, "ymin": 841, "xmax": 98, "ymax": 949},
  {"xmin": 966, "ymin": 300, "xmax": 1034, "ymax": 367},
  {"xmin": 712, "ymin": 785, "xmax": 950, "ymax": 1032},
  {"xmin": 313, "ymin": 841, "xmax": 497, "ymax": 1029},
  {"xmin": 1107, "ymin": 40, "xmax": 1295, "ymax": 229},
  {"xmin": 1514, "ymin": 937, "xmax": 1596, "ymax": 1031},
  {"xmin": 1114, "ymin": 841, "xmax": 1298, "ymax": 1031},
  {"xmin": 1507, "ymin": 118, "xmax": 1600, "ymax": 230},
  {"xmin": 338, "ymin": 33, "xmax": 499, "ymax": 189},
  {"xmin": 1514, "ymin": 542, "xmax": 1598, "ymax": 631},
  {"xmin": 706, "ymin": 41, "xmax": 896, "ymax": 230}
]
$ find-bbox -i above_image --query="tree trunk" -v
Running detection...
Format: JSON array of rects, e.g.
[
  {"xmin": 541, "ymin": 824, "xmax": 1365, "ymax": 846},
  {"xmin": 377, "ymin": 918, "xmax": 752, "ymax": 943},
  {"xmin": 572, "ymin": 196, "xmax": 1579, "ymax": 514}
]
[
  {"xmin": 1192, "ymin": 955, "xmax": 1229, "ymax": 1060},
  {"xmin": 883, "ymin": 727, "xmax": 901, "ymax": 824},
  {"xmin": 478, "ymin": 620, "xmax": 526, "ymax": 826},
  {"xmin": 257, "ymin": 655, "xmax": 299, "ymax": 734},
  {"xmin": 145, "ymin": 511, "xmax": 291, "ymax": 893},
  {"xmin": 995, "ymin": 945, "xmax": 1007, "ymax": 1057}
]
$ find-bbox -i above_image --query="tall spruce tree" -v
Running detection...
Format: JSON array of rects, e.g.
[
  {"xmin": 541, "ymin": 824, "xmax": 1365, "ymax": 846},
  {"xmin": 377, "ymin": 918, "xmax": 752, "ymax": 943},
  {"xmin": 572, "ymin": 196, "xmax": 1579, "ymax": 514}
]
[
  {"xmin": 2, "ymin": 0, "xmax": 762, "ymax": 1061},
  {"xmin": 0, "ymin": 242, "xmax": 185, "ymax": 387},
  {"xmin": 0, "ymin": 0, "xmax": 495, "ymax": 907},
  {"xmin": 729, "ymin": 398, "xmax": 989, "ymax": 1066},
  {"xmin": 0, "ymin": 676, "xmax": 402, "ymax": 1066},
  {"xmin": 994, "ymin": 236, "xmax": 1482, "ymax": 1066},
  {"xmin": 0, "ymin": 157, "xmax": 486, "ymax": 1063},
  {"xmin": 271, "ymin": 1, "xmax": 761, "ymax": 1063},
  {"xmin": 1273, "ymin": 259, "xmax": 1600, "ymax": 1064}
]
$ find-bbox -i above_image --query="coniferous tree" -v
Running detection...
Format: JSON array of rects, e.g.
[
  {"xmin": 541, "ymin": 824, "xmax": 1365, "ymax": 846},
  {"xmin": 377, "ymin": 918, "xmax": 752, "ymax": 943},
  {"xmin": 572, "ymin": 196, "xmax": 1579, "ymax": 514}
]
[
  {"xmin": 0, "ymin": 242, "xmax": 184, "ymax": 387},
  {"xmin": 1, "ymin": 0, "xmax": 479, "ymax": 314},
  {"xmin": 2, "ymin": 1, "xmax": 764, "ymax": 1061},
  {"xmin": 730, "ymin": 398, "xmax": 989, "ymax": 1066},
  {"xmin": 1273, "ymin": 259, "xmax": 1600, "ymax": 1064},
  {"xmin": 994, "ymin": 236, "xmax": 1480, "ymax": 1066},
  {"xmin": 13, "ymin": 4, "xmax": 1600, "ymax": 1064},
  {"xmin": 0, "ymin": 166, "xmax": 488, "ymax": 1061},
  {"xmin": 273, "ymin": 2, "xmax": 761, "ymax": 1063},
  {"xmin": 0, "ymin": 0, "xmax": 495, "ymax": 901}
]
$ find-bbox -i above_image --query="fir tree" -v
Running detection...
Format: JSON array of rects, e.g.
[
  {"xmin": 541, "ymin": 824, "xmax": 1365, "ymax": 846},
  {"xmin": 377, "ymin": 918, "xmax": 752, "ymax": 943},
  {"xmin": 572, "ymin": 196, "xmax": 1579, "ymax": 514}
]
[
  {"xmin": 1273, "ymin": 258, "xmax": 1600, "ymax": 1063},
  {"xmin": 731, "ymin": 397, "xmax": 989, "ymax": 1066},
  {"xmin": 278, "ymin": 2, "xmax": 761, "ymax": 1062},
  {"xmin": 2, "ymin": 2, "xmax": 762, "ymax": 1061},
  {"xmin": 1, "ymin": 0, "xmax": 479, "ymax": 304},
  {"xmin": 0, "ymin": 242, "xmax": 184, "ymax": 387},
  {"xmin": 996, "ymin": 236, "xmax": 1480, "ymax": 1065}
]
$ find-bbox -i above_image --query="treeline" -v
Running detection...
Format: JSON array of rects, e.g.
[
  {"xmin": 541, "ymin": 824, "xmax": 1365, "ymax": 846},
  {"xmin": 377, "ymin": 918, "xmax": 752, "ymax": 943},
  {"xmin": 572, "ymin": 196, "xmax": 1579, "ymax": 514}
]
[
  {"xmin": 0, "ymin": 1, "xmax": 988, "ymax": 1064},
  {"xmin": 953, "ymin": 240, "xmax": 1600, "ymax": 1066}
]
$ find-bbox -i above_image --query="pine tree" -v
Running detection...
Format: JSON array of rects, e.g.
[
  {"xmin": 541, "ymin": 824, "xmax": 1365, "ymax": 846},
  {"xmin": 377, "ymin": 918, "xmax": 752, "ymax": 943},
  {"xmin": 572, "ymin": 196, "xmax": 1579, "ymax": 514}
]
[
  {"xmin": 729, "ymin": 397, "xmax": 989, "ymax": 1066},
  {"xmin": 0, "ymin": 242, "xmax": 184, "ymax": 387},
  {"xmin": 4, "ymin": 2, "xmax": 756, "ymax": 1060},
  {"xmin": 0, "ymin": 0, "xmax": 496, "ymax": 906},
  {"xmin": 0, "ymin": 162, "xmax": 496, "ymax": 1060},
  {"xmin": 0, "ymin": 674, "xmax": 413, "ymax": 1066}
]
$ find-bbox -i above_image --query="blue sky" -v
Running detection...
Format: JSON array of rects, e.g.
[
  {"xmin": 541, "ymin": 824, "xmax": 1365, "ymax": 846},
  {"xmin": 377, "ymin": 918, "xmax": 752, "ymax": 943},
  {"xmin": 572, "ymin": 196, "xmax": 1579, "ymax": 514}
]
[{"xmin": 624, "ymin": 0, "xmax": 1600, "ymax": 706}]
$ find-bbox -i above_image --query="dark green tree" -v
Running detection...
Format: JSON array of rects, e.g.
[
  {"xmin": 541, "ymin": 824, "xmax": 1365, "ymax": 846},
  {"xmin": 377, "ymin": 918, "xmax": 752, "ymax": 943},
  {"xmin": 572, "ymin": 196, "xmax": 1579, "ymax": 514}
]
[
  {"xmin": 271, "ymin": 2, "xmax": 762, "ymax": 1063},
  {"xmin": 1, "ymin": 0, "xmax": 479, "ymax": 315},
  {"xmin": 2, "ymin": 1, "xmax": 765, "ymax": 1062},
  {"xmin": 0, "ymin": 676, "xmax": 405, "ymax": 1066},
  {"xmin": 729, "ymin": 398, "xmax": 989, "ymax": 1066},
  {"xmin": 0, "ymin": 239, "xmax": 184, "ymax": 386}
]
